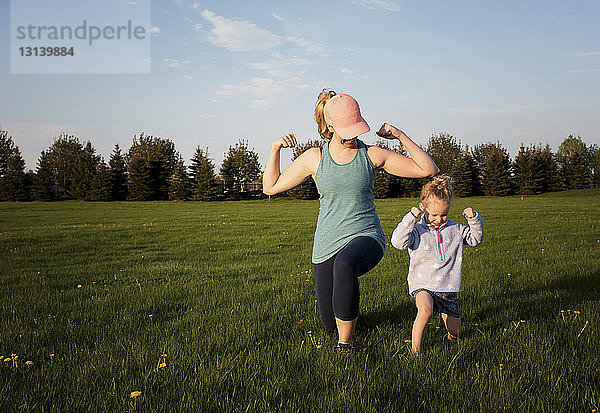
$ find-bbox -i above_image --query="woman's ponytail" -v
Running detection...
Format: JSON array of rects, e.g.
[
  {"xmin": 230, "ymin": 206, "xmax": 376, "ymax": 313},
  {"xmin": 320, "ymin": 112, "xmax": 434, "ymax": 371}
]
[{"xmin": 315, "ymin": 89, "xmax": 336, "ymax": 139}]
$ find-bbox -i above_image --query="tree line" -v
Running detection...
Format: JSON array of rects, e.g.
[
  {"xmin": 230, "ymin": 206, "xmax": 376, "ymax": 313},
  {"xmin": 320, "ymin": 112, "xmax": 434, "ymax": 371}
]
[
  {"xmin": 0, "ymin": 130, "xmax": 261, "ymax": 201},
  {"xmin": 0, "ymin": 128, "xmax": 598, "ymax": 202}
]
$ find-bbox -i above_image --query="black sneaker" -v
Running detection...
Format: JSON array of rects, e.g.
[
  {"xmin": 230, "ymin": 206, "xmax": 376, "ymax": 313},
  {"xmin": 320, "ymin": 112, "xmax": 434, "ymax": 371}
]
[{"xmin": 334, "ymin": 342, "xmax": 363, "ymax": 355}]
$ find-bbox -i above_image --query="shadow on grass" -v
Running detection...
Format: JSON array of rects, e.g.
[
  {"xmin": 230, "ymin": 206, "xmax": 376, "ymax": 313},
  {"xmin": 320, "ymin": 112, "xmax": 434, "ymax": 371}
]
[
  {"xmin": 359, "ymin": 300, "xmax": 415, "ymax": 333},
  {"xmin": 469, "ymin": 269, "xmax": 600, "ymax": 330}
]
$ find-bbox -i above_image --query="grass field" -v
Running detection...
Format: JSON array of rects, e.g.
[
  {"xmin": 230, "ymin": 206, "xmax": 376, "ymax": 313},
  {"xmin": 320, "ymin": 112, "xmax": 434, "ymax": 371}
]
[{"xmin": 1, "ymin": 189, "xmax": 599, "ymax": 412}]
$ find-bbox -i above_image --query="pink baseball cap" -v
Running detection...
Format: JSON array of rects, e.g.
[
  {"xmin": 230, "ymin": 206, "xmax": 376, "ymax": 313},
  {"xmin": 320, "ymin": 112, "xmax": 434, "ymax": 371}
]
[{"xmin": 324, "ymin": 94, "xmax": 370, "ymax": 139}]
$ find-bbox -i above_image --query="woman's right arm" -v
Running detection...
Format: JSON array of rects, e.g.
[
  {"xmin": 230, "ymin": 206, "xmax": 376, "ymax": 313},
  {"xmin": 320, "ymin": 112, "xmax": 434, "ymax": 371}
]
[{"xmin": 262, "ymin": 133, "xmax": 319, "ymax": 196}]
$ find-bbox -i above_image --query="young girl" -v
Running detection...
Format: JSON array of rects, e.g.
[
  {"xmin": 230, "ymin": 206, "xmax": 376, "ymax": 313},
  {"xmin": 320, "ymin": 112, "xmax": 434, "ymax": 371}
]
[{"xmin": 390, "ymin": 175, "xmax": 484, "ymax": 355}]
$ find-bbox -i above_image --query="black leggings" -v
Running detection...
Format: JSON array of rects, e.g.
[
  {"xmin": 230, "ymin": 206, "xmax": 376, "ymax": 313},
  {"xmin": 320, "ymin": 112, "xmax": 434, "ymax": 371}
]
[{"xmin": 312, "ymin": 236, "xmax": 384, "ymax": 333}]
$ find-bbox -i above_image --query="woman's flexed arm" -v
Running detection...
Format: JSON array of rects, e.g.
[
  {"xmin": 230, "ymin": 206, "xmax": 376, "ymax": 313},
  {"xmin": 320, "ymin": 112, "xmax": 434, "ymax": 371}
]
[
  {"xmin": 368, "ymin": 123, "xmax": 439, "ymax": 178},
  {"xmin": 262, "ymin": 133, "xmax": 319, "ymax": 196}
]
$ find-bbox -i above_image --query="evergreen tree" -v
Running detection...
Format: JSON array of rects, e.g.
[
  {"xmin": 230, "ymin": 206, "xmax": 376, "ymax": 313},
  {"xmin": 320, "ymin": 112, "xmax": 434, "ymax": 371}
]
[
  {"xmin": 127, "ymin": 157, "xmax": 153, "ymax": 201},
  {"xmin": 2, "ymin": 147, "xmax": 28, "ymax": 201},
  {"xmin": 556, "ymin": 135, "xmax": 593, "ymax": 190},
  {"xmin": 220, "ymin": 139, "xmax": 261, "ymax": 194},
  {"xmin": 0, "ymin": 129, "xmax": 15, "ymax": 178},
  {"xmin": 70, "ymin": 141, "xmax": 100, "ymax": 200},
  {"xmin": 426, "ymin": 132, "xmax": 462, "ymax": 175},
  {"xmin": 32, "ymin": 150, "xmax": 55, "ymax": 201},
  {"xmin": 372, "ymin": 139, "xmax": 405, "ymax": 199},
  {"xmin": 452, "ymin": 146, "xmax": 479, "ymax": 197},
  {"xmin": 537, "ymin": 144, "xmax": 562, "ymax": 193},
  {"xmin": 109, "ymin": 144, "xmax": 128, "ymax": 201},
  {"xmin": 126, "ymin": 133, "xmax": 179, "ymax": 200},
  {"xmin": 288, "ymin": 139, "xmax": 322, "ymax": 200},
  {"xmin": 189, "ymin": 147, "xmax": 218, "ymax": 201},
  {"xmin": 168, "ymin": 156, "xmax": 191, "ymax": 200},
  {"xmin": 474, "ymin": 142, "xmax": 512, "ymax": 196},
  {"xmin": 513, "ymin": 144, "xmax": 544, "ymax": 195},
  {"xmin": 566, "ymin": 150, "xmax": 592, "ymax": 189},
  {"xmin": 592, "ymin": 145, "xmax": 600, "ymax": 189},
  {"xmin": 87, "ymin": 159, "xmax": 112, "ymax": 201},
  {"xmin": 45, "ymin": 134, "xmax": 85, "ymax": 199}
]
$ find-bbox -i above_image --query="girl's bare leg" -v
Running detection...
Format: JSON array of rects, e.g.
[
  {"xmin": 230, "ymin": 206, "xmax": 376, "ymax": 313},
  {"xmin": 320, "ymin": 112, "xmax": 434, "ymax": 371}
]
[{"xmin": 412, "ymin": 291, "xmax": 433, "ymax": 355}]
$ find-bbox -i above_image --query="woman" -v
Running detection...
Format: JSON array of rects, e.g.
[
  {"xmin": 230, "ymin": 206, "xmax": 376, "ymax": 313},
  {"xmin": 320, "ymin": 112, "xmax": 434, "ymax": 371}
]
[{"xmin": 263, "ymin": 89, "xmax": 439, "ymax": 353}]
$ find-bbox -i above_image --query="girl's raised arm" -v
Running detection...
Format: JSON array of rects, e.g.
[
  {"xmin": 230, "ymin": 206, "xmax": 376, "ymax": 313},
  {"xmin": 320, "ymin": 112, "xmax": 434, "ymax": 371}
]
[{"xmin": 262, "ymin": 133, "xmax": 319, "ymax": 195}]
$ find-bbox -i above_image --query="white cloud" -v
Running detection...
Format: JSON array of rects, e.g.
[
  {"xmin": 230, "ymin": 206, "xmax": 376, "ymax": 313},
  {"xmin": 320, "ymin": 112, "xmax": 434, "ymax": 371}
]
[
  {"xmin": 163, "ymin": 58, "xmax": 191, "ymax": 68},
  {"xmin": 285, "ymin": 36, "xmax": 328, "ymax": 57},
  {"xmin": 184, "ymin": 75, "xmax": 193, "ymax": 79},
  {"xmin": 192, "ymin": 2, "xmax": 200, "ymax": 9},
  {"xmin": 200, "ymin": 10, "xmax": 327, "ymax": 55},
  {"xmin": 341, "ymin": 68, "xmax": 354, "ymax": 74},
  {"xmin": 272, "ymin": 13, "xmax": 286, "ymax": 23},
  {"xmin": 573, "ymin": 51, "xmax": 600, "ymax": 57},
  {"xmin": 352, "ymin": 0, "xmax": 401, "ymax": 12},
  {"xmin": 216, "ymin": 77, "xmax": 309, "ymax": 108},
  {"xmin": 149, "ymin": 27, "xmax": 161, "ymax": 34},
  {"xmin": 192, "ymin": 23, "xmax": 203, "ymax": 31},
  {"xmin": 201, "ymin": 9, "xmax": 284, "ymax": 52},
  {"xmin": 124, "ymin": 1, "xmax": 136, "ymax": 5},
  {"xmin": 246, "ymin": 53, "xmax": 315, "ymax": 79}
]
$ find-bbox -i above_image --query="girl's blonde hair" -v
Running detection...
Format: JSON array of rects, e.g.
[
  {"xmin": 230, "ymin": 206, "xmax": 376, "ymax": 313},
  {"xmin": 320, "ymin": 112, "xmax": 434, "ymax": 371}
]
[
  {"xmin": 315, "ymin": 89, "xmax": 336, "ymax": 139},
  {"xmin": 420, "ymin": 175, "xmax": 454, "ymax": 206}
]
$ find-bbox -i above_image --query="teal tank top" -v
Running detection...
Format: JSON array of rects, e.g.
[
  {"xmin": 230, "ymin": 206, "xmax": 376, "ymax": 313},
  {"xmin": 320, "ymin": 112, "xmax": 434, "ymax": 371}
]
[{"xmin": 312, "ymin": 139, "xmax": 386, "ymax": 264}]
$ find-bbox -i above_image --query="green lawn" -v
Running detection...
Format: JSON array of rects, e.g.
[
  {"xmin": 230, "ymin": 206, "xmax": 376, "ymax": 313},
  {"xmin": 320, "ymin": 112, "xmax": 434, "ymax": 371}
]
[{"xmin": 1, "ymin": 190, "xmax": 599, "ymax": 412}]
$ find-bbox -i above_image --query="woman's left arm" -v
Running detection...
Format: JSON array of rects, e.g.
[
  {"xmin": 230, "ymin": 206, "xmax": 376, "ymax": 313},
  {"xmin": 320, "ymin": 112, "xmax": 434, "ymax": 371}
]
[{"xmin": 368, "ymin": 123, "xmax": 439, "ymax": 178}]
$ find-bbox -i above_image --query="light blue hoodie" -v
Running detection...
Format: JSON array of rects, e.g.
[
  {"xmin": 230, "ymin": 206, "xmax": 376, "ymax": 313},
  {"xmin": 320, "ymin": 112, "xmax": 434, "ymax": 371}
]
[{"xmin": 391, "ymin": 210, "xmax": 484, "ymax": 294}]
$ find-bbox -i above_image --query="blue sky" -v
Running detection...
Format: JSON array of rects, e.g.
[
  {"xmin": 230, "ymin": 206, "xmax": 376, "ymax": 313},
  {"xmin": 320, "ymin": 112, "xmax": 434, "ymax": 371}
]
[{"xmin": 1, "ymin": 0, "xmax": 599, "ymax": 171}]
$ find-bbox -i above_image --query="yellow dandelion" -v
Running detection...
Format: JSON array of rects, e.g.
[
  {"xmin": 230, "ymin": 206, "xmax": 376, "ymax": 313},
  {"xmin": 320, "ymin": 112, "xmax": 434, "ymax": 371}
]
[
  {"xmin": 130, "ymin": 391, "xmax": 142, "ymax": 409},
  {"xmin": 520, "ymin": 320, "xmax": 525, "ymax": 323},
  {"xmin": 307, "ymin": 331, "xmax": 312, "ymax": 334},
  {"xmin": 404, "ymin": 339, "xmax": 411, "ymax": 343},
  {"xmin": 159, "ymin": 362, "xmax": 166, "ymax": 368},
  {"xmin": 3, "ymin": 357, "xmax": 10, "ymax": 363},
  {"xmin": 26, "ymin": 361, "xmax": 33, "ymax": 366},
  {"xmin": 77, "ymin": 284, "xmax": 82, "ymax": 288},
  {"xmin": 316, "ymin": 345, "xmax": 322, "ymax": 349},
  {"xmin": 474, "ymin": 323, "xmax": 479, "ymax": 327},
  {"xmin": 573, "ymin": 311, "xmax": 580, "ymax": 315},
  {"xmin": 148, "ymin": 314, "xmax": 153, "ymax": 318},
  {"xmin": 161, "ymin": 354, "xmax": 167, "ymax": 358}
]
